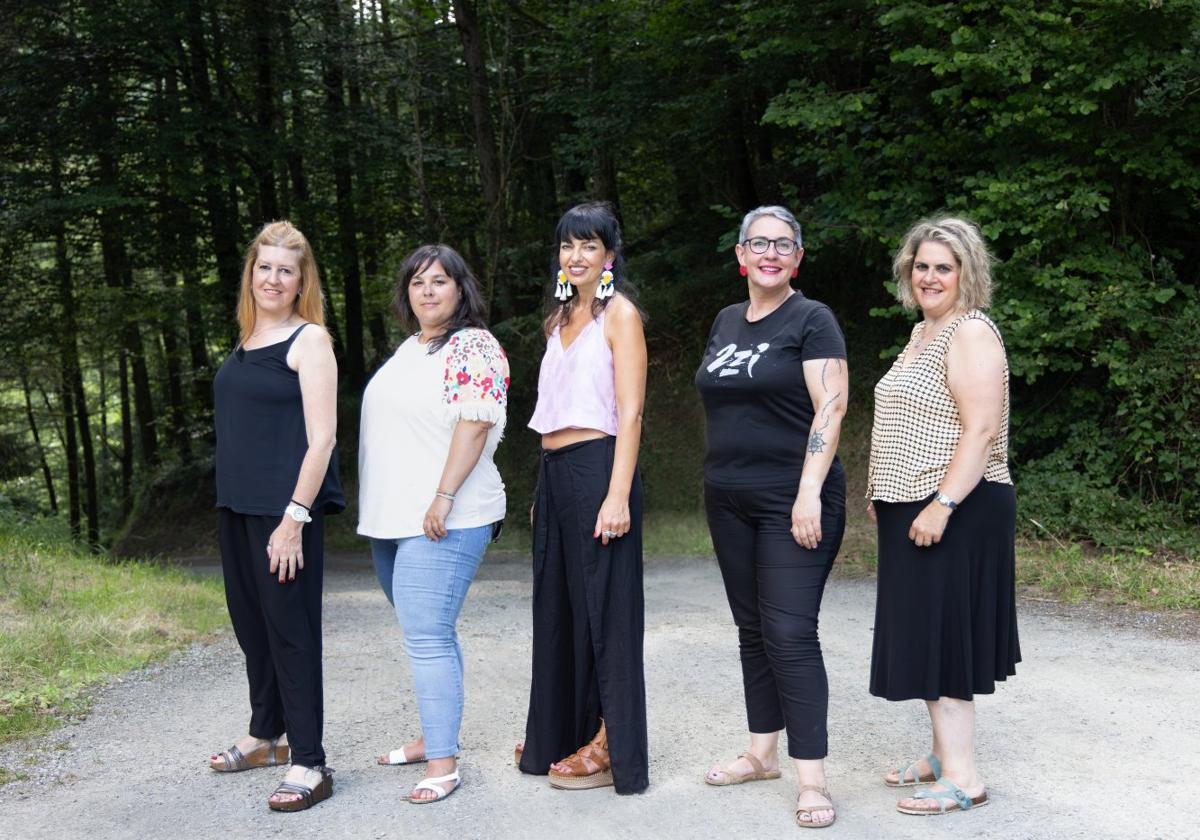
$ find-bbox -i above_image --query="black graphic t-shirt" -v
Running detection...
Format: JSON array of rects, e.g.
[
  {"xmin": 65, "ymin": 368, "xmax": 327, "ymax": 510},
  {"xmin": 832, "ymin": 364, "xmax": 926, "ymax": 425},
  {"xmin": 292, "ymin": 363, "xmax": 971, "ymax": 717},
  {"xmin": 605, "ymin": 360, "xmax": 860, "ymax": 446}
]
[{"xmin": 695, "ymin": 292, "xmax": 847, "ymax": 489}]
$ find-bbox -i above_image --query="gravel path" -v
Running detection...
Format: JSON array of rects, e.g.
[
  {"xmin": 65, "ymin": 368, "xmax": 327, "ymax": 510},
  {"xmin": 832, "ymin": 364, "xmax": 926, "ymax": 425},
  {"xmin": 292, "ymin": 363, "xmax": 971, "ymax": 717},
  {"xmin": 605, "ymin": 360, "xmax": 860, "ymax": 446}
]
[{"xmin": 2, "ymin": 551, "xmax": 1196, "ymax": 839}]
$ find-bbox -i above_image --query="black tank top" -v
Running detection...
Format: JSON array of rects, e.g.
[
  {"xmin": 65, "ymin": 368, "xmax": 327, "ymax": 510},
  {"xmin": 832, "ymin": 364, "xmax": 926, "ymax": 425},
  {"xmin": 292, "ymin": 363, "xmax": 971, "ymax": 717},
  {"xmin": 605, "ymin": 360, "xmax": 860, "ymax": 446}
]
[{"xmin": 213, "ymin": 324, "xmax": 345, "ymax": 516}]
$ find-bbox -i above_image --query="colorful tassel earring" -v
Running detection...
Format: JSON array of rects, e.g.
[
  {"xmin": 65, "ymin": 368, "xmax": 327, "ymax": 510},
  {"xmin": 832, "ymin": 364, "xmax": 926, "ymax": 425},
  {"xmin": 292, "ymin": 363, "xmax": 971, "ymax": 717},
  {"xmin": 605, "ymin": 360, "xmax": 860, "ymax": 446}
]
[
  {"xmin": 739, "ymin": 265, "xmax": 748, "ymax": 277},
  {"xmin": 597, "ymin": 262, "xmax": 615, "ymax": 299},
  {"xmin": 554, "ymin": 269, "xmax": 574, "ymax": 301}
]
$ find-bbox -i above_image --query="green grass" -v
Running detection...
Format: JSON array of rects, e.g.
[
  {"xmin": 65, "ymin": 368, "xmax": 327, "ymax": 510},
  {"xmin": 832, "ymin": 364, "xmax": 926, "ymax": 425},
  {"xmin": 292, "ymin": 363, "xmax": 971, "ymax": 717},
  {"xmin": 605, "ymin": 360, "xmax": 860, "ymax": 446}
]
[
  {"xmin": 0, "ymin": 517, "xmax": 227, "ymax": 754},
  {"xmin": 1016, "ymin": 542, "xmax": 1200, "ymax": 610}
]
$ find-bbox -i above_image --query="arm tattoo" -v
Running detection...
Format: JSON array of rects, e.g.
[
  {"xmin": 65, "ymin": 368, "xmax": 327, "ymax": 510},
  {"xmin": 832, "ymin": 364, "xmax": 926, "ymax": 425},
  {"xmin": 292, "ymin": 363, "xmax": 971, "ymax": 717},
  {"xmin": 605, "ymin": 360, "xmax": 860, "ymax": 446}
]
[
  {"xmin": 806, "ymin": 390, "xmax": 841, "ymax": 457},
  {"xmin": 819, "ymin": 358, "xmax": 843, "ymax": 393}
]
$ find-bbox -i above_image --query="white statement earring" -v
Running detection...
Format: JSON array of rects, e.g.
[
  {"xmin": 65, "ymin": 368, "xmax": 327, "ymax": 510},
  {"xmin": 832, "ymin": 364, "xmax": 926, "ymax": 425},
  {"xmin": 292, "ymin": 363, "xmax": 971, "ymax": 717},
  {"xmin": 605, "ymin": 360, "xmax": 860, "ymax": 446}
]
[
  {"xmin": 597, "ymin": 262, "xmax": 615, "ymax": 300},
  {"xmin": 554, "ymin": 269, "xmax": 574, "ymax": 301}
]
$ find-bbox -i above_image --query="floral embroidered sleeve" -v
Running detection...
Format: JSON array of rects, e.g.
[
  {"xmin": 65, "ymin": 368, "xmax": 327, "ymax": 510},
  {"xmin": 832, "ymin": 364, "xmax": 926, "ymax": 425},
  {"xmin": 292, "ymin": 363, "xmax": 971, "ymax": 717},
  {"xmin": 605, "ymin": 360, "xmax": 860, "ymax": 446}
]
[{"xmin": 441, "ymin": 329, "xmax": 510, "ymax": 431}]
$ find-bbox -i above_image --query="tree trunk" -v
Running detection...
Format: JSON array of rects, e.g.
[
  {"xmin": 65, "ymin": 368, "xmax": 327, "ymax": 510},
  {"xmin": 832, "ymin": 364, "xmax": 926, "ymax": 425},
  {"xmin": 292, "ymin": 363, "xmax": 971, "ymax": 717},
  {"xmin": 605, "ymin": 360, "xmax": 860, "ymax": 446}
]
[
  {"xmin": 95, "ymin": 74, "xmax": 160, "ymax": 471},
  {"xmin": 322, "ymin": 0, "xmax": 365, "ymax": 389},
  {"xmin": 59, "ymin": 371, "xmax": 80, "ymax": 538},
  {"xmin": 250, "ymin": 0, "xmax": 280, "ymax": 224},
  {"xmin": 162, "ymin": 69, "xmax": 213, "ymax": 422},
  {"xmin": 452, "ymin": 0, "xmax": 504, "ymax": 315},
  {"xmin": 183, "ymin": 0, "xmax": 244, "ymax": 314},
  {"xmin": 52, "ymin": 154, "xmax": 99, "ymax": 545},
  {"xmin": 20, "ymin": 366, "xmax": 57, "ymax": 514}
]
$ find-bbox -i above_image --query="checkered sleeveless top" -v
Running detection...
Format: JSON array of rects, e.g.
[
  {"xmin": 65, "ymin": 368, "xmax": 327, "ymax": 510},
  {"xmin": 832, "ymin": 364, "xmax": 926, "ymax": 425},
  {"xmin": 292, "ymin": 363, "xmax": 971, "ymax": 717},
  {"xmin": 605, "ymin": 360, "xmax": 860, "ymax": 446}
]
[{"xmin": 867, "ymin": 309, "xmax": 1012, "ymax": 502}]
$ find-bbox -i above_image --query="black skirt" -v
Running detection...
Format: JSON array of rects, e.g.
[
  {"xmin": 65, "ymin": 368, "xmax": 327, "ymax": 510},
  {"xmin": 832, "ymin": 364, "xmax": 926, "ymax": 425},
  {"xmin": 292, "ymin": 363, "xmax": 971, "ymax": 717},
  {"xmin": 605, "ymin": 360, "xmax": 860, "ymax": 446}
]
[{"xmin": 869, "ymin": 480, "xmax": 1021, "ymax": 701}]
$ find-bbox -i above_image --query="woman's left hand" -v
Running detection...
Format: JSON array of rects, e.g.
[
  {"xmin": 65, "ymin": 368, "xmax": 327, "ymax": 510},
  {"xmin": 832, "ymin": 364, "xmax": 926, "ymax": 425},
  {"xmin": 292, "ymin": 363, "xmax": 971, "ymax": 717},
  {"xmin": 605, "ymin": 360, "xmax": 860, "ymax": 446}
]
[
  {"xmin": 594, "ymin": 495, "xmax": 630, "ymax": 546},
  {"xmin": 267, "ymin": 519, "xmax": 305, "ymax": 583},
  {"xmin": 423, "ymin": 496, "xmax": 453, "ymax": 542},
  {"xmin": 908, "ymin": 501, "xmax": 952, "ymax": 548},
  {"xmin": 791, "ymin": 491, "xmax": 823, "ymax": 549}
]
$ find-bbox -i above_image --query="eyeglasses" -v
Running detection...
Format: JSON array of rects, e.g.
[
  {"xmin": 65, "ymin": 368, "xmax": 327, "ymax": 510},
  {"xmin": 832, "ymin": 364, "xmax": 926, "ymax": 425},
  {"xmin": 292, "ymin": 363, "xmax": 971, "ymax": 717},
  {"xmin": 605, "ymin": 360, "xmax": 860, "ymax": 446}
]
[{"xmin": 743, "ymin": 236, "xmax": 799, "ymax": 256}]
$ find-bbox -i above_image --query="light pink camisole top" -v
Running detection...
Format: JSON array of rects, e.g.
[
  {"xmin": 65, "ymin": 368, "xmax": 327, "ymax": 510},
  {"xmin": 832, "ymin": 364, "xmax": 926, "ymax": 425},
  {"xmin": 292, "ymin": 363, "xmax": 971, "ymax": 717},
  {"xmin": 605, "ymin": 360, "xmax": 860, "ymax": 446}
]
[{"xmin": 528, "ymin": 309, "xmax": 619, "ymax": 436}]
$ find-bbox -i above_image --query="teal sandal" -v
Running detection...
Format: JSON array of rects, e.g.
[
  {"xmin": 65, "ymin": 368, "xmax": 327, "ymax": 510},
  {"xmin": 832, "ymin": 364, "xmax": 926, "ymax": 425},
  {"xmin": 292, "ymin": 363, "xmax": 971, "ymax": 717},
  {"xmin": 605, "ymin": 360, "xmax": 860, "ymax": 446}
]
[
  {"xmin": 896, "ymin": 776, "xmax": 988, "ymax": 815},
  {"xmin": 885, "ymin": 752, "xmax": 941, "ymax": 787}
]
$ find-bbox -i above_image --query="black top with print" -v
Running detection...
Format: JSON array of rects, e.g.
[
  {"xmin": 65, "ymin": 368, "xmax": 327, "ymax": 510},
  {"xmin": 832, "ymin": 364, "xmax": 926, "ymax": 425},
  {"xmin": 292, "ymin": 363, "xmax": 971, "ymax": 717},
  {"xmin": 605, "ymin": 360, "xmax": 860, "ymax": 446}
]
[{"xmin": 695, "ymin": 292, "xmax": 847, "ymax": 489}]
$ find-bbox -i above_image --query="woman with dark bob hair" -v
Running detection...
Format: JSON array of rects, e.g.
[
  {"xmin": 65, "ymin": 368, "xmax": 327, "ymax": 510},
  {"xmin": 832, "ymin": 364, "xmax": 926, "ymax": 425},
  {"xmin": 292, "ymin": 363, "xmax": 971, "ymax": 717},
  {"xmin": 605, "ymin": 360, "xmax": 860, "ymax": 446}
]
[
  {"xmin": 209, "ymin": 220, "xmax": 343, "ymax": 812},
  {"xmin": 358, "ymin": 244, "xmax": 509, "ymax": 803},
  {"xmin": 515, "ymin": 201, "xmax": 650, "ymax": 794},
  {"xmin": 867, "ymin": 216, "xmax": 1019, "ymax": 816}
]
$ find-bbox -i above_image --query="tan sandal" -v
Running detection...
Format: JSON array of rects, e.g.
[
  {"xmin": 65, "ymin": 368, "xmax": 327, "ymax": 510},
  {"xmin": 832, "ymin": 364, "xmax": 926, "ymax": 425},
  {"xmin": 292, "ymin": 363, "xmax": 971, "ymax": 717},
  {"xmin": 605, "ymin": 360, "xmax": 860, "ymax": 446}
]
[
  {"xmin": 795, "ymin": 784, "xmax": 836, "ymax": 829},
  {"xmin": 209, "ymin": 735, "xmax": 288, "ymax": 772},
  {"xmin": 548, "ymin": 724, "xmax": 613, "ymax": 790},
  {"xmin": 705, "ymin": 752, "xmax": 782, "ymax": 786}
]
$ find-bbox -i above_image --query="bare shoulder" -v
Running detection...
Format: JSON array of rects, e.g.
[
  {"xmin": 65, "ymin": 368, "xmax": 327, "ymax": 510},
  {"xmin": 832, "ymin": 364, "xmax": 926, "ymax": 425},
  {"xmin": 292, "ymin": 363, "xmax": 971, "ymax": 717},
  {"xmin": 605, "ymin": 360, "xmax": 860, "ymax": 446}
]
[
  {"xmin": 291, "ymin": 323, "xmax": 335, "ymax": 370},
  {"xmin": 296, "ymin": 322, "xmax": 333, "ymax": 346},
  {"xmin": 950, "ymin": 316, "xmax": 1003, "ymax": 354},
  {"xmin": 604, "ymin": 295, "xmax": 643, "ymax": 328}
]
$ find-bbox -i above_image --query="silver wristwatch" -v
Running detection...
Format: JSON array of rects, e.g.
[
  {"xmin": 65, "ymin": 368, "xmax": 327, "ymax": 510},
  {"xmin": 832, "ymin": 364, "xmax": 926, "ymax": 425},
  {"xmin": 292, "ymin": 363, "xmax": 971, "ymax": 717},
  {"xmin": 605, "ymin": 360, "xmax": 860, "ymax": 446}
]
[
  {"xmin": 934, "ymin": 492, "xmax": 958, "ymax": 511},
  {"xmin": 285, "ymin": 503, "xmax": 312, "ymax": 523}
]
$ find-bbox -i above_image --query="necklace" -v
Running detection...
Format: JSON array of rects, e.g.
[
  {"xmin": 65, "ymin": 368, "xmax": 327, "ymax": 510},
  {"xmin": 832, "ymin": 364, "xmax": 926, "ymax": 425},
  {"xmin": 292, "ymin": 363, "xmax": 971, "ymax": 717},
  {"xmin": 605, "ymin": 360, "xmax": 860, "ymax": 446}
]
[{"xmin": 250, "ymin": 319, "xmax": 299, "ymax": 339}]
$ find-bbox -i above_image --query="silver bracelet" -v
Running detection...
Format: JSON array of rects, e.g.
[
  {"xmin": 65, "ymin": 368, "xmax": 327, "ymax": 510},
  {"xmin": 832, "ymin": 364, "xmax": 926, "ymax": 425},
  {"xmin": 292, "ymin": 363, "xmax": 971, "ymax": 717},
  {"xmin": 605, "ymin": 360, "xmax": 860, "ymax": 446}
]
[{"xmin": 435, "ymin": 490, "xmax": 456, "ymax": 502}]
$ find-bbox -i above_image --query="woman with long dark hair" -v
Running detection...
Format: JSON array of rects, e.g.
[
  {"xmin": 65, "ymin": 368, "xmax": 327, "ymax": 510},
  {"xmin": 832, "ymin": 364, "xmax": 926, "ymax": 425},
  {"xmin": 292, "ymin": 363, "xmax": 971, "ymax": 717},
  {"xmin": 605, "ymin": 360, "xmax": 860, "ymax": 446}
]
[
  {"xmin": 358, "ymin": 244, "xmax": 509, "ymax": 803},
  {"xmin": 515, "ymin": 202, "xmax": 650, "ymax": 794}
]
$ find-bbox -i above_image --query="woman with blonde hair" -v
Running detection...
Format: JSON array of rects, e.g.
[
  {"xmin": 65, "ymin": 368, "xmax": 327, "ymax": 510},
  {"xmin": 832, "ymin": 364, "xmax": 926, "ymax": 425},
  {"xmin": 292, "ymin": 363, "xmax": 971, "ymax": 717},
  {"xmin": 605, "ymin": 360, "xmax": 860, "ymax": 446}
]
[
  {"xmin": 867, "ymin": 216, "xmax": 1020, "ymax": 816},
  {"xmin": 208, "ymin": 221, "xmax": 344, "ymax": 812}
]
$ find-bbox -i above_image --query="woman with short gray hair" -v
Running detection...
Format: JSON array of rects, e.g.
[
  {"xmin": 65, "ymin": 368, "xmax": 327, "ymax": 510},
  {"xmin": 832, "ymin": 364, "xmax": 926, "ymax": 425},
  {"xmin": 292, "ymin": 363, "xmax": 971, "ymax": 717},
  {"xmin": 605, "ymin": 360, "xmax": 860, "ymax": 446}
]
[{"xmin": 696, "ymin": 205, "xmax": 848, "ymax": 829}]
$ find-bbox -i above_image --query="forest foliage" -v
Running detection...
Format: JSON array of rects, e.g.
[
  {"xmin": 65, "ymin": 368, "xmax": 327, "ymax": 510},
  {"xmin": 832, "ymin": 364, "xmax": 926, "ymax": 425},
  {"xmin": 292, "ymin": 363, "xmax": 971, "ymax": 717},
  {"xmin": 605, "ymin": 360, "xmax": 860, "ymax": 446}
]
[{"xmin": 0, "ymin": 0, "xmax": 1196, "ymax": 555}]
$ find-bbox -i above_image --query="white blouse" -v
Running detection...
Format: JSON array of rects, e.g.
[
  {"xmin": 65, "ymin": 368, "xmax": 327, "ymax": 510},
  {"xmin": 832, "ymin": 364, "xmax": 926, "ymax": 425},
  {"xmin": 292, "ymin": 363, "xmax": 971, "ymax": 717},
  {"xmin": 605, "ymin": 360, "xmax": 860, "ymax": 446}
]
[{"xmin": 357, "ymin": 328, "xmax": 509, "ymax": 539}]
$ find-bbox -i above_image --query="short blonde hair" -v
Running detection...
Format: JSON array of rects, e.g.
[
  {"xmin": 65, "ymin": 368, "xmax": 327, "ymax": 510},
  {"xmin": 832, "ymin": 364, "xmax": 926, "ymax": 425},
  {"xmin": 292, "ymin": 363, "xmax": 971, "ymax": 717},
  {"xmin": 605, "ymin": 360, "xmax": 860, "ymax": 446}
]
[
  {"xmin": 236, "ymin": 221, "xmax": 325, "ymax": 344},
  {"xmin": 892, "ymin": 216, "xmax": 993, "ymax": 312}
]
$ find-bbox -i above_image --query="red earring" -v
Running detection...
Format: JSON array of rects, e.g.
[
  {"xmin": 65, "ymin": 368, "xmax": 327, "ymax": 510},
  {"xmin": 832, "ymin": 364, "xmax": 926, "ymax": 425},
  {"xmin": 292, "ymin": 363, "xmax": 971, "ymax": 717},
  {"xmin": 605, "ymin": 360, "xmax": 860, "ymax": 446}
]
[
  {"xmin": 739, "ymin": 265, "xmax": 748, "ymax": 277},
  {"xmin": 791, "ymin": 267, "xmax": 799, "ymax": 278}
]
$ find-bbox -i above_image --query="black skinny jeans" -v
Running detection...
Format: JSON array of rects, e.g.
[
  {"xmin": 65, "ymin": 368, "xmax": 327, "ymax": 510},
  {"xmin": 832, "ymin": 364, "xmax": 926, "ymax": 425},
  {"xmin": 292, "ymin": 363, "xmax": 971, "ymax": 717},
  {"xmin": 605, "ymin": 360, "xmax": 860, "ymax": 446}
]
[{"xmin": 704, "ymin": 468, "xmax": 845, "ymax": 760}]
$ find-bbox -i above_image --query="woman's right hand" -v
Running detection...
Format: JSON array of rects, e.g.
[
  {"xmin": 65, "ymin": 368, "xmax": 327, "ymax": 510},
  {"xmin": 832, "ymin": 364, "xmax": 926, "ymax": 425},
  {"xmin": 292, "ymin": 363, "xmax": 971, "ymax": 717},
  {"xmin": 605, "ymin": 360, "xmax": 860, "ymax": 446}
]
[{"xmin": 867, "ymin": 501, "xmax": 876, "ymax": 523}]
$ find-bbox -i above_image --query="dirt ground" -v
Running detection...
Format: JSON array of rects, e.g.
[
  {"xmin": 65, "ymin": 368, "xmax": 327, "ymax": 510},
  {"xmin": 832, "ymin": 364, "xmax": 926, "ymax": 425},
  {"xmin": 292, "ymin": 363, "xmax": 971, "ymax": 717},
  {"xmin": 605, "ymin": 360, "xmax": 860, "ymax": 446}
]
[{"xmin": 1, "ymin": 550, "xmax": 1196, "ymax": 839}]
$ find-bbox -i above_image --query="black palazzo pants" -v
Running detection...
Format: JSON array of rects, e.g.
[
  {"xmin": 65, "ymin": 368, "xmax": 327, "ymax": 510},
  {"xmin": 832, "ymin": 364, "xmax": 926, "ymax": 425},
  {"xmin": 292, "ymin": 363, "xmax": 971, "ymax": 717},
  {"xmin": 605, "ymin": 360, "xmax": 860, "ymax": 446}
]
[{"xmin": 518, "ymin": 436, "xmax": 649, "ymax": 794}]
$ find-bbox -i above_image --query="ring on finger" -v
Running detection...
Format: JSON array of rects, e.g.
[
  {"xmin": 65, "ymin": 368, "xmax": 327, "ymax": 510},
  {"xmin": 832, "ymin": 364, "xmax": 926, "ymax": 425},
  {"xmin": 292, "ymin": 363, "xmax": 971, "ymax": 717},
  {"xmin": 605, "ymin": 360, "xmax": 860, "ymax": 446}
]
[{"xmin": 602, "ymin": 529, "xmax": 618, "ymax": 538}]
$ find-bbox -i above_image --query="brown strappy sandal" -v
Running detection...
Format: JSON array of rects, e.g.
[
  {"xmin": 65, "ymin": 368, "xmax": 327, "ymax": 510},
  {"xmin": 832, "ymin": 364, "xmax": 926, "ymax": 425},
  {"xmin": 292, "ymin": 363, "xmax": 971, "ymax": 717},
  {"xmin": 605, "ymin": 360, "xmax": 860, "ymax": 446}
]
[
  {"xmin": 209, "ymin": 735, "xmax": 288, "ymax": 772},
  {"xmin": 795, "ymin": 784, "xmax": 836, "ymax": 829},
  {"xmin": 547, "ymin": 724, "xmax": 613, "ymax": 790},
  {"xmin": 705, "ymin": 752, "xmax": 782, "ymax": 786}
]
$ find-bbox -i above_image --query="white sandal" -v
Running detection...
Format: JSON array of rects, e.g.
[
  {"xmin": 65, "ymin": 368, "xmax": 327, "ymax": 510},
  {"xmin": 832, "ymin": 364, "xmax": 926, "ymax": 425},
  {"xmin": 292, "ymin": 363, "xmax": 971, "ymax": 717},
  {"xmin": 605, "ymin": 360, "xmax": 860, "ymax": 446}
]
[
  {"xmin": 409, "ymin": 770, "xmax": 461, "ymax": 804},
  {"xmin": 378, "ymin": 744, "xmax": 426, "ymax": 766}
]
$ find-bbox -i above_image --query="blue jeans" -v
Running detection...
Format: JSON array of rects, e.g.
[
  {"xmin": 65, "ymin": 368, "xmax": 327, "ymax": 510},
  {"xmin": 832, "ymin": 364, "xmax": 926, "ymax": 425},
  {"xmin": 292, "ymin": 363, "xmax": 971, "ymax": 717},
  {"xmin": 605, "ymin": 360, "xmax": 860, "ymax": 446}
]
[{"xmin": 370, "ymin": 525, "xmax": 491, "ymax": 759}]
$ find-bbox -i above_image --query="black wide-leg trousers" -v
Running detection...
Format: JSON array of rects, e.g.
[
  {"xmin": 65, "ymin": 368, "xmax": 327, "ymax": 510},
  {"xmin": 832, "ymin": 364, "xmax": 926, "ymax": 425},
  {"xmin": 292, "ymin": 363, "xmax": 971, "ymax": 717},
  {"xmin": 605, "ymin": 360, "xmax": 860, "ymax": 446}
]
[
  {"xmin": 704, "ymin": 467, "xmax": 845, "ymax": 760},
  {"xmin": 519, "ymin": 437, "xmax": 649, "ymax": 794},
  {"xmin": 217, "ymin": 508, "xmax": 326, "ymax": 767}
]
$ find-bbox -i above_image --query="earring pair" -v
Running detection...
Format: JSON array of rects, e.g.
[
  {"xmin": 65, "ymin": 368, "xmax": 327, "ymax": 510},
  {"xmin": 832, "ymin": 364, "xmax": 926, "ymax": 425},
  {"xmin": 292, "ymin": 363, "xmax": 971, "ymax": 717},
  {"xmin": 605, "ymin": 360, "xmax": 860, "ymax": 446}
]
[{"xmin": 554, "ymin": 263, "xmax": 615, "ymax": 301}]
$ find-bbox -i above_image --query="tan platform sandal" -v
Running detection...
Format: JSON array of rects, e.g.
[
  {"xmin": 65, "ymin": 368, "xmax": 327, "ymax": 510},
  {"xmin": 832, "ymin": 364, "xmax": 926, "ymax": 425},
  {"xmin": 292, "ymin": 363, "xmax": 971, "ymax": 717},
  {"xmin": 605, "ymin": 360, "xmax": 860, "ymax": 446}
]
[{"xmin": 548, "ymin": 724, "xmax": 613, "ymax": 790}]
